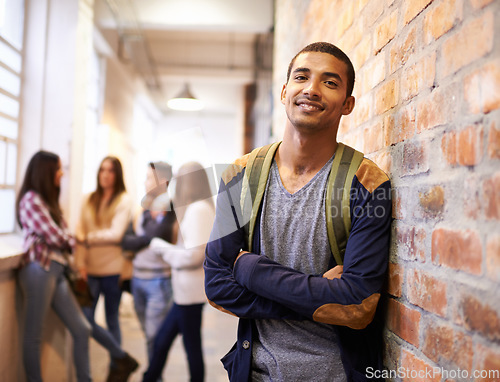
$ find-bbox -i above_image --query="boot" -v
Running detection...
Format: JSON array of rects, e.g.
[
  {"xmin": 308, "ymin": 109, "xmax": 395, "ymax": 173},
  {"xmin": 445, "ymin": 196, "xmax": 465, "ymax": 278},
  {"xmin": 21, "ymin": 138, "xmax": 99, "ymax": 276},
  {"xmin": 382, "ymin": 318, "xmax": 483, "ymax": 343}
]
[{"xmin": 106, "ymin": 353, "xmax": 139, "ymax": 382}]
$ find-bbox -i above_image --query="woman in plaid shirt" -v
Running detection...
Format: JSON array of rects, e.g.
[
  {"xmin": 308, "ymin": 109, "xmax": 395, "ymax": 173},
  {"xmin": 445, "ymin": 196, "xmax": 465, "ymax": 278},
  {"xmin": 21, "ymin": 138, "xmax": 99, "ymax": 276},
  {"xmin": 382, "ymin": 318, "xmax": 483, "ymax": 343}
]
[{"xmin": 16, "ymin": 150, "xmax": 92, "ymax": 381}]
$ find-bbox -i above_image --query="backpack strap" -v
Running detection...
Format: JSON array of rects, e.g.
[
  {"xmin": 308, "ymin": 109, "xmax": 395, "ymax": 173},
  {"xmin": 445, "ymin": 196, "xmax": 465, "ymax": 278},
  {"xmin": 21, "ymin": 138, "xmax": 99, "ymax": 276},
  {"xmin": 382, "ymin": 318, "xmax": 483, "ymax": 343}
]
[
  {"xmin": 242, "ymin": 141, "xmax": 363, "ymax": 264},
  {"xmin": 242, "ymin": 142, "xmax": 281, "ymax": 251},
  {"xmin": 325, "ymin": 143, "xmax": 364, "ymax": 265}
]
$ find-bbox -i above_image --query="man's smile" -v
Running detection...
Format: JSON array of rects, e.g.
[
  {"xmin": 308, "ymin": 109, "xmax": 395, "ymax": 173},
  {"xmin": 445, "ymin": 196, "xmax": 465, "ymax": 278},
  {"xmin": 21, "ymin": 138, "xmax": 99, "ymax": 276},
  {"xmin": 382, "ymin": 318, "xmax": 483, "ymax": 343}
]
[{"xmin": 295, "ymin": 99, "xmax": 324, "ymax": 112}]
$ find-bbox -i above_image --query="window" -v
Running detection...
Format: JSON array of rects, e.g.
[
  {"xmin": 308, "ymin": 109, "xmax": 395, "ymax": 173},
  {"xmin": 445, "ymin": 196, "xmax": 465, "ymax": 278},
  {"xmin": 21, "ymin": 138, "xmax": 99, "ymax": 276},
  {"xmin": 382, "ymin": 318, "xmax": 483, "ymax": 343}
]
[{"xmin": 0, "ymin": 0, "xmax": 24, "ymax": 234}]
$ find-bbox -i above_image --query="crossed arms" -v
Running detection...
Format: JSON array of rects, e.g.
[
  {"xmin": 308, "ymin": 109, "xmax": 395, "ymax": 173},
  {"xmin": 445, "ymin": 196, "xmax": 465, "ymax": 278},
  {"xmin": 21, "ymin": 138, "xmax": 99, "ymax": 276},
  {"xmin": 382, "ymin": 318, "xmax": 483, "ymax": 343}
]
[{"xmin": 204, "ymin": 169, "xmax": 392, "ymax": 329}]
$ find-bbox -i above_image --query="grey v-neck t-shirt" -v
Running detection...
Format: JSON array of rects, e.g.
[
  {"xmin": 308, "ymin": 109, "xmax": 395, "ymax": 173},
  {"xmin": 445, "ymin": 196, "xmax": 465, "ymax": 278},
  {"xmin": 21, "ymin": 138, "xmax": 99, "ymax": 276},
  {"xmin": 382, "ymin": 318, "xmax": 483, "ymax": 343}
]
[{"xmin": 251, "ymin": 157, "xmax": 347, "ymax": 382}]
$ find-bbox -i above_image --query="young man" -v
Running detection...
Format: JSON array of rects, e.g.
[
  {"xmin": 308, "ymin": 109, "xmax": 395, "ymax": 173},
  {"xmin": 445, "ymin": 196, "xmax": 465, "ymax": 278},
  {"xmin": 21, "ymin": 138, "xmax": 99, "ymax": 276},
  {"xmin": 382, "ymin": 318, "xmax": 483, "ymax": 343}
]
[
  {"xmin": 205, "ymin": 42, "xmax": 392, "ymax": 381},
  {"xmin": 121, "ymin": 161, "xmax": 177, "ymax": 361}
]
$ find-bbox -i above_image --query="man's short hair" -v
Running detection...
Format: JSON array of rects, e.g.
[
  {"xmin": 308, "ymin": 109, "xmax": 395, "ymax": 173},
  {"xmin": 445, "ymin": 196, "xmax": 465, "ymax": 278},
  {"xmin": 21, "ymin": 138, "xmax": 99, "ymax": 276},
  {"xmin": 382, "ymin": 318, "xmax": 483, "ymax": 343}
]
[
  {"xmin": 149, "ymin": 161, "xmax": 172, "ymax": 182},
  {"xmin": 286, "ymin": 42, "xmax": 355, "ymax": 98}
]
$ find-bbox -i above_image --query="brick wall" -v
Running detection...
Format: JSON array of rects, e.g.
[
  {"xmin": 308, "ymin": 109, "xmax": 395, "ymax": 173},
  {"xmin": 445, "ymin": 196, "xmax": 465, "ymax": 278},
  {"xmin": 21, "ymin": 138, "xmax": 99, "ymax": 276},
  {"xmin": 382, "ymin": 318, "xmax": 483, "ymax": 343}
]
[{"xmin": 274, "ymin": 0, "xmax": 500, "ymax": 379}]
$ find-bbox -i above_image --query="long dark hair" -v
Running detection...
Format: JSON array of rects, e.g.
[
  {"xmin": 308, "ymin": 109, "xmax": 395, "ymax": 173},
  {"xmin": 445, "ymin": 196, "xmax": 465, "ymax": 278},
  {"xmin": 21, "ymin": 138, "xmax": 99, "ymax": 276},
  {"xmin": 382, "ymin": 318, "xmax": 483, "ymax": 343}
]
[
  {"xmin": 16, "ymin": 150, "xmax": 62, "ymax": 227},
  {"xmin": 88, "ymin": 156, "xmax": 126, "ymax": 222}
]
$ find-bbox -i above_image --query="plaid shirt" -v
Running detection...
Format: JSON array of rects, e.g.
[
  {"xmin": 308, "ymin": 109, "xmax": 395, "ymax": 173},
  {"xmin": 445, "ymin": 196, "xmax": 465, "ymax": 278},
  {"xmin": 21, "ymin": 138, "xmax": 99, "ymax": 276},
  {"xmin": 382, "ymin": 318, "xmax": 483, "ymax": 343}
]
[{"xmin": 19, "ymin": 190, "xmax": 75, "ymax": 270}]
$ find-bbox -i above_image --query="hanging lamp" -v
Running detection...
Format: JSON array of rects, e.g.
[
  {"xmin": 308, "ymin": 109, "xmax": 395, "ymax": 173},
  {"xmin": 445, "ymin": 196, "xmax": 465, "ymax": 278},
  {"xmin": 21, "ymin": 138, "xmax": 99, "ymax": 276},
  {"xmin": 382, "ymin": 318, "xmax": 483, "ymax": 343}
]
[{"xmin": 167, "ymin": 83, "xmax": 204, "ymax": 111}]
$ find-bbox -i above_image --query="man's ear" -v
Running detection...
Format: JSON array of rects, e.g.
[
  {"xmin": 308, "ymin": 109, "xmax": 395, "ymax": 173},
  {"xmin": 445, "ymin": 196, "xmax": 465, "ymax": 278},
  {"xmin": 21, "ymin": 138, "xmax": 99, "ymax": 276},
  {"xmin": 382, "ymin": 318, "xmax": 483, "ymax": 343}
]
[
  {"xmin": 342, "ymin": 96, "xmax": 355, "ymax": 115},
  {"xmin": 280, "ymin": 84, "xmax": 287, "ymax": 105}
]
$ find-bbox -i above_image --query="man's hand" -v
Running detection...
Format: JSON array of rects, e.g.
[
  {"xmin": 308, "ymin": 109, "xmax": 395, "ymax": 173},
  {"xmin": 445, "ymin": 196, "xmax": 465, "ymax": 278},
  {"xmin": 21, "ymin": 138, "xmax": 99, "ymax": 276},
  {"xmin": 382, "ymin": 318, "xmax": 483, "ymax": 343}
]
[
  {"xmin": 323, "ymin": 265, "xmax": 343, "ymax": 280},
  {"xmin": 78, "ymin": 267, "xmax": 88, "ymax": 281},
  {"xmin": 234, "ymin": 250, "xmax": 250, "ymax": 266}
]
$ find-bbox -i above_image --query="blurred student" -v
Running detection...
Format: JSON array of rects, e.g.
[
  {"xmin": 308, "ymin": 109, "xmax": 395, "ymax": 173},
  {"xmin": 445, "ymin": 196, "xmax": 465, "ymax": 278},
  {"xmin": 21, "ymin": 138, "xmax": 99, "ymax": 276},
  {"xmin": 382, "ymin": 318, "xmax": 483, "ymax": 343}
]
[
  {"xmin": 143, "ymin": 162, "xmax": 215, "ymax": 382},
  {"xmin": 75, "ymin": 156, "xmax": 138, "ymax": 381},
  {"xmin": 16, "ymin": 150, "xmax": 91, "ymax": 381},
  {"xmin": 121, "ymin": 161, "xmax": 176, "ymax": 361}
]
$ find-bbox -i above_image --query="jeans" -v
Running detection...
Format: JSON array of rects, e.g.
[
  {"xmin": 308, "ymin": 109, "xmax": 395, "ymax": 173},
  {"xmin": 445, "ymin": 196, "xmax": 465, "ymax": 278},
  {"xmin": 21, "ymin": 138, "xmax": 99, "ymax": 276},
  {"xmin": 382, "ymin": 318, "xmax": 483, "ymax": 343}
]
[
  {"xmin": 143, "ymin": 303, "xmax": 205, "ymax": 382},
  {"xmin": 131, "ymin": 276, "xmax": 173, "ymax": 361},
  {"xmin": 82, "ymin": 275, "xmax": 126, "ymax": 359},
  {"xmin": 18, "ymin": 261, "xmax": 92, "ymax": 382}
]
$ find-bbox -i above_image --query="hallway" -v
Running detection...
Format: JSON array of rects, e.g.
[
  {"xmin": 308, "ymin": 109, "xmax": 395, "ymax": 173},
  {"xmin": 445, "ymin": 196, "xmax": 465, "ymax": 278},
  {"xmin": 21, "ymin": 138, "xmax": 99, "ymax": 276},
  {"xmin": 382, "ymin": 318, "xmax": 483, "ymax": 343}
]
[{"xmin": 89, "ymin": 293, "xmax": 237, "ymax": 381}]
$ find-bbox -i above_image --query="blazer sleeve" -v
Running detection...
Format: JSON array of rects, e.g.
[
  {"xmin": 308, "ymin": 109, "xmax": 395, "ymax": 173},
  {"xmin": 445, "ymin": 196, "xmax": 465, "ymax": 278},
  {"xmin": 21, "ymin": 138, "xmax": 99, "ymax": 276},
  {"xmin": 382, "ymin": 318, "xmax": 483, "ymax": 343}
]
[
  {"xmin": 232, "ymin": 177, "xmax": 392, "ymax": 329},
  {"xmin": 204, "ymin": 170, "xmax": 305, "ymax": 321}
]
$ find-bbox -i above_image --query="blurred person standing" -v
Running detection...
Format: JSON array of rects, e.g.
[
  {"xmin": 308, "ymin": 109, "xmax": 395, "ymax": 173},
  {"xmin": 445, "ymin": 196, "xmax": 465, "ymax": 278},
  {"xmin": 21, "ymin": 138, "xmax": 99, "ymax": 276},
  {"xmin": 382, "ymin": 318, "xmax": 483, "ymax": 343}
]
[
  {"xmin": 16, "ymin": 150, "xmax": 92, "ymax": 381},
  {"xmin": 121, "ymin": 161, "xmax": 176, "ymax": 362},
  {"xmin": 76, "ymin": 156, "xmax": 138, "ymax": 381},
  {"xmin": 142, "ymin": 162, "xmax": 215, "ymax": 382}
]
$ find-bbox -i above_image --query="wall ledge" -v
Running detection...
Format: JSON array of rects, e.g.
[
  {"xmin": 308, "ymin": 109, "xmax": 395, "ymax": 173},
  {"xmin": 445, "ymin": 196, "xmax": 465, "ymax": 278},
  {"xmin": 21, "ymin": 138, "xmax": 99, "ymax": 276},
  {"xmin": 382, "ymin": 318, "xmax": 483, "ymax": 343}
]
[{"xmin": 0, "ymin": 234, "xmax": 23, "ymax": 272}]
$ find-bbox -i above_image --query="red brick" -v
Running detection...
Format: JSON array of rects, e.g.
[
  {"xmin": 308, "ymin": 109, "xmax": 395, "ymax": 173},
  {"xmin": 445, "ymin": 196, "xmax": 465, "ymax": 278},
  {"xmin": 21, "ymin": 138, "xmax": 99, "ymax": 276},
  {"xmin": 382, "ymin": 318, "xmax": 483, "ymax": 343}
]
[
  {"xmin": 407, "ymin": 269, "xmax": 447, "ymax": 316},
  {"xmin": 337, "ymin": 22, "xmax": 363, "ymax": 54},
  {"xmin": 384, "ymin": 114, "xmax": 395, "ymax": 146},
  {"xmin": 375, "ymin": 78, "xmax": 399, "ymax": 115},
  {"xmin": 338, "ymin": 116, "xmax": 352, "ymax": 136},
  {"xmin": 417, "ymin": 84, "xmax": 457, "ymax": 132},
  {"xmin": 422, "ymin": 322, "xmax": 473, "ymax": 371},
  {"xmin": 482, "ymin": 65, "xmax": 500, "ymax": 114},
  {"xmin": 363, "ymin": 121, "xmax": 384, "ymax": 153},
  {"xmin": 393, "ymin": 186, "xmax": 411, "ymax": 220},
  {"xmin": 390, "ymin": 24, "xmax": 418, "ymax": 73},
  {"xmin": 361, "ymin": 53, "xmax": 385, "ymax": 93},
  {"xmin": 336, "ymin": 2, "xmax": 355, "ymax": 38},
  {"xmin": 470, "ymin": 0, "xmax": 495, "ymax": 9},
  {"xmin": 475, "ymin": 344, "xmax": 500, "ymax": 382},
  {"xmin": 387, "ymin": 262, "xmax": 403, "ymax": 297},
  {"xmin": 431, "ymin": 228, "xmax": 482, "ymax": 274},
  {"xmin": 422, "ymin": 322, "xmax": 452, "ymax": 362},
  {"xmin": 488, "ymin": 122, "xmax": 500, "ymax": 159},
  {"xmin": 457, "ymin": 124, "xmax": 484, "ymax": 166},
  {"xmin": 442, "ymin": 12, "xmax": 494, "ymax": 77},
  {"xmin": 385, "ymin": 104, "xmax": 416, "ymax": 145},
  {"xmin": 460, "ymin": 294, "xmax": 500, "ymax": 342},
  {"xmin": 374, "ymin": 11, "xmax": 398, "ymax": 53},
  {"xmin": 358, "ymin": 0, "xmax": 370, "ymax": 12},
  {"xmin": 486, "ymin": 234, "xmax": 500, "ymax": 282},
  {"xmin": 418, "ymin": 185, "xmax": 445, "ymax": 216},
  {"xmin": 423, "ymin": 0, "xmax": 461, "ymax": 43},
  {"xmin": 403, "ymin": 0, "xmax": 433, "ymax": 25},
  {"xmin": 371, "ymin": 149, "xmax": 392, "ymax": 175},
  {"xmin": 402, "ymin": 140, "xmax": 429, "ymax": 176},
  {"xmin": 464, "ymin": 61, "xmax": 500, "ymax": 115},
  {"xmin": 483, "ymin": 172, "xmax": 500, "ymax": 220},
  {"xmin": 401, "ymin": 349, "xmax": 441, "ymax": 382},
  {"xmin": 353, "ymin": 93, "xmax": 371, "ymax": 126},
  {"xmin": 401, "ymin": 53, "xmax": 436, "ymax": 101},
  {"xmin": 363, "ymin": 0, "xmax": 384, "ymax": 28},
  {"xmin": 441, "ymin": 131, "xmax": 457, "ymax": 165},
  {"xmin": 387, "ymin": 299, "xmax": 421, "ymax": 347},
  {"xmin": 352, "ymin": 35, "xmax": 372, "ymax": 72},
  {"xmin": 342, "ymin": 130, "xmax": 364, "ymax": 152},
  {"xmin": 396, "ymin": 225, "xmax": 426, "ymax": 261},
  {"xmin": 463, "ymin": 174, "xmax": 481, "ymax": 219}
]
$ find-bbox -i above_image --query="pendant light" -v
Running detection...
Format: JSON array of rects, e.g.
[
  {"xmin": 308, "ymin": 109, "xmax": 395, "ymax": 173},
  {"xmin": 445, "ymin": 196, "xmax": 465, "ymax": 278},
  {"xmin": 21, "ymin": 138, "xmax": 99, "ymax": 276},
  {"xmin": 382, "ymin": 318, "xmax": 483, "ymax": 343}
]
[{"xmin": 167, "ymin": 83, "xmax": 204, "ymax": 111}]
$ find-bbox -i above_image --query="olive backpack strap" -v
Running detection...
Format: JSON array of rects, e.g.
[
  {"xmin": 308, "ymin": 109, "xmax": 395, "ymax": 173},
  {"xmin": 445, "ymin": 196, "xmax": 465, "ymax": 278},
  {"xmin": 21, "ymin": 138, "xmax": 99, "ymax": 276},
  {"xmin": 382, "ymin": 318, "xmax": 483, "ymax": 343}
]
[
  {"xmin": 325, "ymin": 143, "xmax": 364, "ymax": 265},
  {"xmin": 242, "ymin": 141, "xmax": 363, "ymax": 264},
  {"xmin": 241, "ymin": 141, "xmax": 281, "ymax": 251}
]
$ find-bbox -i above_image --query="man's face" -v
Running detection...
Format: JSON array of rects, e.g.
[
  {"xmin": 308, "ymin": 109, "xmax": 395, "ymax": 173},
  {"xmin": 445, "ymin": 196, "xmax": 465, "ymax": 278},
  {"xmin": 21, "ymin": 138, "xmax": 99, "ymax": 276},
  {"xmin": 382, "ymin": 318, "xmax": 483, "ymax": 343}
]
[{"xmin": 281, "ymin": 52, "xmax": 355, "ymax": 134}]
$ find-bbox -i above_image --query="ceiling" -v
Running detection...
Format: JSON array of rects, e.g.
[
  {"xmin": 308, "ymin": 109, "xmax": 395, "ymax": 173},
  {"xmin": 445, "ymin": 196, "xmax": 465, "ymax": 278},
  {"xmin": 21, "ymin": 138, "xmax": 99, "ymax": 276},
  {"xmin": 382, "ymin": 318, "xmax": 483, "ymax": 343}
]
[{"xmin": 93, "ymin": 0, "xmax": 275, "ymax": 114}]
